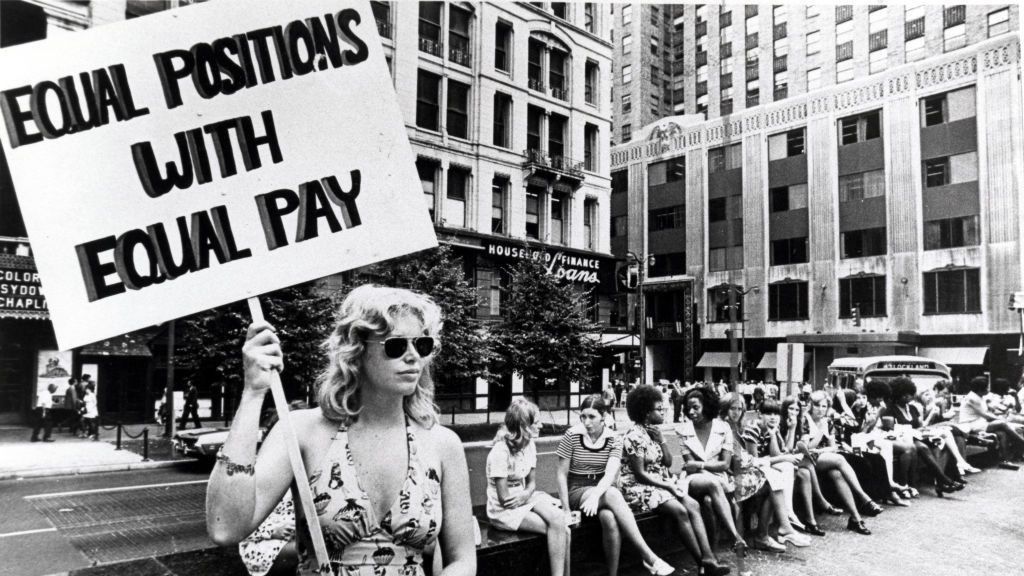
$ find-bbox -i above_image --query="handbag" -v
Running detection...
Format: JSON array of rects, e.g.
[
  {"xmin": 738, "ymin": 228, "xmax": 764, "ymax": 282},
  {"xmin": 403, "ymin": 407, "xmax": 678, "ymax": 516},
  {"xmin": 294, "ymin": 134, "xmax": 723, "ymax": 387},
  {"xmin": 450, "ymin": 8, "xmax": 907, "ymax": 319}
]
[{"xmin": 732, "ymin": 450, "xmax": 767, "ymax": 502}]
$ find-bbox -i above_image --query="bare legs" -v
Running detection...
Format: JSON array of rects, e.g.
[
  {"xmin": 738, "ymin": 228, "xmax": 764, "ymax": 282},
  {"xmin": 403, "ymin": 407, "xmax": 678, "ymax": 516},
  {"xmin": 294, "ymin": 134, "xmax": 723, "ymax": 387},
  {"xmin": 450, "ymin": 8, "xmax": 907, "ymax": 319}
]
[
  {"xmin": 518, "ymin": 500, "xmax": 568, "ymax": 576},
  {"xmin": 592, "ymin": 488, "xmax": 663, "ymax": 576},
  {"xmin": 794, "ymin": 466, "xmax": 819, "ymax": 526},
  {"xmin": 815, "ymin": 453, "xmax": 869, "ymax": 522},
  {"xmin": 688, "ymin": 473, "xmax": 743, "ymax": 544},
  {"xmin": 658, "ymin": 497, "xmax": 721, "ymax": 566}
]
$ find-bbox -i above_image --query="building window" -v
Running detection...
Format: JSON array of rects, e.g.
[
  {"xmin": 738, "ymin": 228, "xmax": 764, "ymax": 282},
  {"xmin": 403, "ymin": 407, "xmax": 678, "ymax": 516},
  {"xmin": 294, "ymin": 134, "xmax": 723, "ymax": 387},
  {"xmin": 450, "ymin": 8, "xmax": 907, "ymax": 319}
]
[
  {"xmin": 622, "ymin": 93, "xmax": 632, "ymax": 112},
  {"xmin": 371, "ymin": 1, "xmax": 391, "ymax": 39},
  {"xmin": 445, "ymin": 167, "xmax": 468, "ymax": 228},
  {"xmin": 807, "ymin": 67, "xmax": 822, "ymax": 91},
  {"xmin": 526, "ymin": 105, "xmax": 542, "ymax": 151},
  {"xmin": 806, "ymin": 30, "xmax": 821, "ymax": 55},
  {"xmin": 923, "ymin": 152, "xmax": 978, "ymax": 188},
  {"xmin": 839, "ymin": 170, "xmax": 886, "ymax": 201},
  {"xmin": 835, "ymin": 4, "xmax": 853, "ymax": 24},
  {"xmin": 525, "ymin": 189, "xmax": 541, "ymax": 239},
  {"xmin": 622, "ymin": 64, "xmax": 632, "ymax": 84},
  {"xmin": 905, "ymin": 36, "xmax": 926, "ymax": 61},
  {"xmin": 418, "ymin": 2, "xmax": 443, "ymax": 57},
  {"xmin": 622, "ymin": 124, "xmax": 632, "ymax": 143},
  {"xmin": 836, "ymin": 59, "xmax": 854, "ymax": 83},
  {"xmin": 707, "ymin": 197, "xmax": 727, "ymax": 222},
  {"xmin": 585, "ymin": 60, "xmax": 599, "ymax": 105},
  {"xmin": 491, "ymin": 177, "xmax": 507, "ymax": 234},
  {"xmin": 584, "ymin": 199, "xmax": 597, "ymax": 250},
  {"xmin": 622, "ymin": 4, "xmax": 632, "ymax": 26},
  {"xmin": 708, "ymin": 143, "xmax": 742, "ymax": 173},
  {"xmin": 839, "ymin": 275, "xmax": 887, "ymax": 318},
  {"xmin": 493, "ymin": 92, "xmax": 511, "ymax": 148},
  {"xmin": 551, "ymin": 2, "xmax": 567, "ymax": 20},
  {"xmin": 769, "ymin": 282, "xmax": 808, "ymax": 320},
  {"xmin": 649, "ymin": 206, "xmax": 685, "ymax": 232},
  {"xmin": 612, "ymin": 169, "xmax": 628, "ymax": 194},
  {"xmin": 943, "ymin": 23, "xmax": 966, "ymax": 52},
  {"xmin": 923, "ymin": 268, "xmax": 980, "ymax": 315},
  {"xmin": 771, "ymin": 237, "xmax": 808, "ymax": 266},
  {"xmin": 446, "ymin": 80, "xmax": 469, "ymax": 139},
  {"xmin": 921, "ymin": 86, "xmax": 976, "ymax": 126},
  {"xmin": 746, "ymin": 79, "xmax": 759, "ymax": 107},
  {"xmin": 649, "ymin": 156, "xmax": 685, "ymax": 185},
  {"xmin": 415, "ymin": 70, "xmax": 441, "ymax": 131},
  {"xmin": 548, "ymin": 113, "xmax": 566, "ymax": 160},
  {"xmin": 495, "ymin": 20, "xmax": 512, "ymax": 73},
  {"xmin": 839, "ymin": 110, "xmax": 882, "ymax": 145},
  {"xmin": 709, "ymin": 247, "xmax": 743, "ymax": 273},
  {"xmin": 989, "ymin": 8, "xmax": 1010, "ymax": 37},
  {"xmin": 528, "ymin": 39, "xmax": 544, "ymax": 91},
  {"xmin": 622, "ymin": 34, "xmax": 633, "ymax": 53},
  {"xmin": 773, "ymin": 71, "xmax": 788, "ymax": 100},
  {"xmin": 869, "ymin": 29, "xmax": 888, "ymax": 53},
  {"xmin": 550, "ymin": 49, "xmax": 568, "ymax": 101},
  {"xmin": 417, "ymin": 158, "xmax": 437, "ymax": 221},
  {"xmin": 769, "ymin": 184, "xmax": 808, "ymax": 212},
  {"xmin": 767, "ymin": 128, "xmax": 805, "ymax": 160},
  {"xmin": 805, "ymin": 4, "xmax": 820, "ymax": 21},
  {"xmin": 584, "ymin": 124, "xmax": 599, "ymax": 172},
  {"xmin": 924, "ymin": 215, "xmax": 980, "ymax": 250},
  {"xmin": 841, "ymin": 227, "xmax": 887, "ymax": 258},
  {"xmin": 611, "ymin": 214, "xmax": 627, "ymax": 237},
  {"xmin": 448, "ymin": 6, "xmax": 472, "ymax": 66},
  {"xmin": 550, "ymin": 194, "xmax": 566, "ymax": 244},
  {"xmin": 707, "ymin": 286, "xmax": 744, "ymax": 323},
  {"xmin": 650, "ymin": 252, "xmax": 686, "ymax": 278},
  {"xmin": 584, "ymin": 3, "xmax": 596, "ymax": 33}
]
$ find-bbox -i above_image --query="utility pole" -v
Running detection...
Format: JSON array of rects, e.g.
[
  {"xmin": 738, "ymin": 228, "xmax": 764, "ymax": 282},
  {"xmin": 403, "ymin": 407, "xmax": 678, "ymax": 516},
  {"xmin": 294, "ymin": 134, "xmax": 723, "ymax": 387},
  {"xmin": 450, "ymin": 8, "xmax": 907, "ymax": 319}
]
[{"xmin": 627, "ymin": 251, "xmax": 654, "ymax": 385}]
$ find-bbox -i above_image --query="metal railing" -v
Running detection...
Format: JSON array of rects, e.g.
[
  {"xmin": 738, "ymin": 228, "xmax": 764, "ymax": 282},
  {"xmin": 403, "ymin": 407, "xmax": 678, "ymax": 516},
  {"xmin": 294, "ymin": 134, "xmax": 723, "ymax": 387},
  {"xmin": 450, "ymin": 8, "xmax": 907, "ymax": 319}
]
[
  {"xmin": 419, "ymin": 36, "xmax": 443, "ymax": 57},
  {"xmin": 449, "ymin": 37, "xmax": 471, "ymax": 67},
  {"xmin": 523, "ymin": 149, "xmax": 585, "ymax": 178},
  {"xmin": 528, "ymin": 77, "xmax": 546, "ymax": 92},
  {"xmin": 551, "ymin": 86, "xmax": 568, "ymax": 101}
]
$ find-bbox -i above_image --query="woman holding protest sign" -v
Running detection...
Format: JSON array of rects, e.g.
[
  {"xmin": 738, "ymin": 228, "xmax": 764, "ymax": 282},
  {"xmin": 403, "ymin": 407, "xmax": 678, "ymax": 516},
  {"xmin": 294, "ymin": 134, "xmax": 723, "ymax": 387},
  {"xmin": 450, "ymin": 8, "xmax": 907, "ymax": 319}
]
[{"xmin": 207, "ymin": 285, "xmax": 476, "ymax": 576}]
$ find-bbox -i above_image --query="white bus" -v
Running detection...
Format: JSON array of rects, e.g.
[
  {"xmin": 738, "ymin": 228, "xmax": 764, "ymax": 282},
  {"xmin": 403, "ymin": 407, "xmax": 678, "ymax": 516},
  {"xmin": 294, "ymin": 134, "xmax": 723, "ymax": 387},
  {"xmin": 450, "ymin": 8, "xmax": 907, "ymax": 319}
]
[{"xmin": 827, "ymin": 355, "xmax": 952, "ymax": 394}]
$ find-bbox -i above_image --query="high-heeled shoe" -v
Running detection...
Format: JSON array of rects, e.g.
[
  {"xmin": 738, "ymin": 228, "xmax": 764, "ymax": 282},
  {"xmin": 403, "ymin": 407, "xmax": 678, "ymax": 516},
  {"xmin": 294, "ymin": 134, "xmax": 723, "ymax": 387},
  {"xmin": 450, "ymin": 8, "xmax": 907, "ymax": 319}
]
[
  {"xmin": 935, "ymin": 480, "xmax": 962, "ymax": 497},
  {"xmin": 859, "ymin": 500, "xmax": 883, "ymax": 517},
  {"xmin": 731, "ymin": 539, "xmax": 747, "ymax": 558},
  {"xmin": 801, "ymin": 523, "xmax": 826, "ymax": 536},
  {"xmin": 820, "ymin": 503, "xmax": 844, "ymax": 516},
  {"xmin": 847, "ymin": 516, "xmax": 871, "ymax": 535},
  {"xmin": 698, "ymin": 560, "xmax": 731, "ymax": 576},
  {"xmin": 643, "ymin": 557, "xmax": 675, "ymax": 576}
]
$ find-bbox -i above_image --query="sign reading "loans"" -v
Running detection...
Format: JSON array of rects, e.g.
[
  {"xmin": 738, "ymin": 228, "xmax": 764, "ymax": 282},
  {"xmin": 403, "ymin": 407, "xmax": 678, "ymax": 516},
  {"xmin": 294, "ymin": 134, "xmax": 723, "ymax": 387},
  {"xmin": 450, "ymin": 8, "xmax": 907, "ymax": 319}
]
[{"xmin": 0, "ymin": 0, "xmax": 436, "ymax": 349}]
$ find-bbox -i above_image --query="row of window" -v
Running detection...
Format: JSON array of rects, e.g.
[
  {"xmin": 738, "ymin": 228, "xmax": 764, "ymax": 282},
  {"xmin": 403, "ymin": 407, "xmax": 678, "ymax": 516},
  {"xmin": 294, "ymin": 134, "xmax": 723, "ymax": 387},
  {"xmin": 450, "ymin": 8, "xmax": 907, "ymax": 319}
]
[
  {"xmin": 417, "ymin": 158, "xmax": 598, "ymax": 248},
  {"xmin": 708, "ymin": 268, "xmax": 981, "ymax": 322}
]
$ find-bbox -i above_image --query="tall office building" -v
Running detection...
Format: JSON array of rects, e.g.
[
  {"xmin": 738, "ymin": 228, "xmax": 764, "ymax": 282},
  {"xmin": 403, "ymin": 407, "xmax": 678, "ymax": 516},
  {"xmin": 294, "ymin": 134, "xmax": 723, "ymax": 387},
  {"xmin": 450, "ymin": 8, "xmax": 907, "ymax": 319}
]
[{"xmin": 609, "ymin": 4, "xmax": 1024, "ymax": 389}]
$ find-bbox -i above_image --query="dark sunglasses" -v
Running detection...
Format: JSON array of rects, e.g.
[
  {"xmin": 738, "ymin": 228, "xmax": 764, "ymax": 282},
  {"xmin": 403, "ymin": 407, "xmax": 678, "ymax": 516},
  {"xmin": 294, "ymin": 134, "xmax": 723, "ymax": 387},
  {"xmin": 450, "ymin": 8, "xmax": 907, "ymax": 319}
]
[{"xmin": 367, "ymin": 337, "xmax": 436, "ymax": 359}]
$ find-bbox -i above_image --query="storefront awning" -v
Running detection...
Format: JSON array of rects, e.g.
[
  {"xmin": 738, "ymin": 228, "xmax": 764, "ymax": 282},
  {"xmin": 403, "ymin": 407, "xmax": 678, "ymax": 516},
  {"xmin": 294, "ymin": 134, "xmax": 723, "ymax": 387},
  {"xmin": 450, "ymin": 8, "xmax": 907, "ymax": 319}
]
[
  {"xmin": 593, "ymin": 333, "xmax": 639, "ymax": 349},
  {"xmin": 918, "ymin": 347, "xmax": 988, "ymax": 366},
  {"xmin": 696, "ymin": 352, "xmax": 744, "ymax": 368},
  {"xmin": 756, "ymin": 352, "xmax": 811, "ymax": 370}
]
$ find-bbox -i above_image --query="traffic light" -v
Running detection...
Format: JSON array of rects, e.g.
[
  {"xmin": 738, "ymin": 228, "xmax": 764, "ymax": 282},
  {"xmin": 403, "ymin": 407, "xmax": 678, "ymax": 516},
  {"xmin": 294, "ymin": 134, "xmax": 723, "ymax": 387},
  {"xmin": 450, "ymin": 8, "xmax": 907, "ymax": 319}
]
[
  {"xmin": 851, "ymin": 306, "xmax": 861, "ymax": 327},
  {"xmin": 626, "ymin": 264, "xmax": 640, "ymax": 290}
]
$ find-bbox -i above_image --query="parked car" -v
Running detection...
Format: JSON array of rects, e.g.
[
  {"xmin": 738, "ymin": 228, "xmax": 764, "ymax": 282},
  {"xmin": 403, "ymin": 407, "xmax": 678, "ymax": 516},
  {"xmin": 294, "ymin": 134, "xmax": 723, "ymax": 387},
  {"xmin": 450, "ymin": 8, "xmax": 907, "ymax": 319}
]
[{"xmin": 173, "ymin": 427, "xmax": 266, "ymax": 460}]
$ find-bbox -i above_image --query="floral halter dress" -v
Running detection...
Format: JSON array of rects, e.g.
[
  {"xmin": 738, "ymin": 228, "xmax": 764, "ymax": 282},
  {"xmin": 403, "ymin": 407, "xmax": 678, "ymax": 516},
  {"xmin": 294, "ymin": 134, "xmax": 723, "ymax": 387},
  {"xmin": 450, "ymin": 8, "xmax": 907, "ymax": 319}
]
[{"xmin": 295, "ymin": 420, "xmax": 442, "ymax": 576}]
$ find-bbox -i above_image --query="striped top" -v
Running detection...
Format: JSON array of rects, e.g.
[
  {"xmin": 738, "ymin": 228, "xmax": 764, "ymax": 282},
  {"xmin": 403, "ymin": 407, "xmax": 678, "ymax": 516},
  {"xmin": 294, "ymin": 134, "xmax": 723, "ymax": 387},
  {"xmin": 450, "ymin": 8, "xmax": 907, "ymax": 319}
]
[{"xmin": 556, "ymin": 425, "xmax": 623, "ymax": 476}]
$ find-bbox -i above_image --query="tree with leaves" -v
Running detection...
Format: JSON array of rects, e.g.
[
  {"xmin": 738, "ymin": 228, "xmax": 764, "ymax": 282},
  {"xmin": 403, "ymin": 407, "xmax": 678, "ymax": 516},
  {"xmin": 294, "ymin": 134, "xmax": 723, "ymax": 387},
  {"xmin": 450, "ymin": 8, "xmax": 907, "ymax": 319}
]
[
  {"xmin": 350, "ymin": 243, "xmax": 495, "ymax": 393},
  {"xmin": 175, "ymin": 281, "xmax": 336, "ymax": 406},
  {"xmin": 491, "ymin": 251, "xmax": 600, "ymax": 405}
]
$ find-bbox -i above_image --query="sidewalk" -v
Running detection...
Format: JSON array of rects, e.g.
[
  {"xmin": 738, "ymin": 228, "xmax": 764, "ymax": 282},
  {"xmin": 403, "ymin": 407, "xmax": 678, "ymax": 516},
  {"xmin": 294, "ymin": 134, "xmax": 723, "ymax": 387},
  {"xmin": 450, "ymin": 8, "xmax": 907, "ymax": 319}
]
[
  {"xmin": 0, "ymin": 423, "xmax": 194, "ymax": 480},
  {"xmin": 0, "ymin": 406, "xmax": 643, "ymax": 480}
]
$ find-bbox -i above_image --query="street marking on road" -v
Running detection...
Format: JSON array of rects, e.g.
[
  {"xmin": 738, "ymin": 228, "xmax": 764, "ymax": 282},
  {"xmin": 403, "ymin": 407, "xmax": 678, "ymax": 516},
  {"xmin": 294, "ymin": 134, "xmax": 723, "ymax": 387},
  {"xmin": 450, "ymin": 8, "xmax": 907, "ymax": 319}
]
[
  {"xmin": 25, "ymin": 479, "xmax": 208, "ymax": 500},
  {"xmin": 0, "ymin": 527, "xmax": 57, "ymax": 539}
]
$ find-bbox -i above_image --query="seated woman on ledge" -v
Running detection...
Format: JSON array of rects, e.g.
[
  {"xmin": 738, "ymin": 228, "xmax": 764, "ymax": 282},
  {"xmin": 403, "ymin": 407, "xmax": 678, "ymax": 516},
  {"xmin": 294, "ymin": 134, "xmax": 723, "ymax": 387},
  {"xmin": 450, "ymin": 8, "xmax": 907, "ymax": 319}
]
[
  {"xmin": 674, "ymin": 388, "xmax": 747, "ymax": 557},
  {"xmin": 763, "ymin": 399, "xmax": 826, "ymax": 536},
  {"xmin": 487, "ymin": 398, "xmax": 568, "ymax": 576},
  {"xmin": 920, "ymin": 383, "xmax": 980, "ymax": 475},
  {"xmin": 803, "ymin": 391, "xmax": 880, "ymax": 535},
  {"xmin": 556, "ymin": 394, "xmax": 675, "ymax": 576},
  {"xmin": 958, "ymin": 376, "xmax": 1024, "ymax": 462},
  {"xmin": 719, "ymin": 393, "xmax": 811, "ymax": 553},
  {"xmin": 620, "ymin": 385, "xmax": 731, "ymax": 576},
  {"xmin": 881, "ymin": 377, "xmax": 965, "ymax": 496}
]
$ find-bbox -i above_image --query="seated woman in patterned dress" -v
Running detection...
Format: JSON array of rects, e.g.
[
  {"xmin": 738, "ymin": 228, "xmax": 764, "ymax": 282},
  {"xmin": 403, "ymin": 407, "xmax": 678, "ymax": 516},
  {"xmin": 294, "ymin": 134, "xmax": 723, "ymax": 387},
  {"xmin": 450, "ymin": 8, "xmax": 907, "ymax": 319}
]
[
  {"xmin": 759, "ymin": 399, "xmax": 825, "ymax": 536},
  {"xmin": 207, "ymin": 285, "xmax": 476, "ymax": 576},
  {"xmin": 620, "ymin": 385, "xmax": 731, "ymax": 576},
  {"xmin": 486, "ymin": 398, "xmax": 568, "ymax": 576},
  {"xmin": 556, "ymin": 394, "xmax": 675, "ymax": 576}
]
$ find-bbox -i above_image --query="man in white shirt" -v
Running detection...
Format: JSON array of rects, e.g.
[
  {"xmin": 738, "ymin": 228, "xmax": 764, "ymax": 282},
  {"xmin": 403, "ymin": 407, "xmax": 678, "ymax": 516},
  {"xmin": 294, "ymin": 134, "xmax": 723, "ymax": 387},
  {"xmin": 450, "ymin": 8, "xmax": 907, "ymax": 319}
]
[{"xmin": 31, "ymin": 383, "xmax": 57, "ymax": 442}]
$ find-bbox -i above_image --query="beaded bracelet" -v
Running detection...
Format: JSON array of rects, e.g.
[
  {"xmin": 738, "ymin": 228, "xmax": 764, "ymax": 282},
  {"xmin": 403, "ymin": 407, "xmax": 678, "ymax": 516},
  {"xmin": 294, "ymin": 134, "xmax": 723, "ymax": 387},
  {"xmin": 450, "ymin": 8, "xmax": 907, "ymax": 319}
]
[{"xmin": 216, "ymin": 450, "xmax": 255, "ymax": 476}]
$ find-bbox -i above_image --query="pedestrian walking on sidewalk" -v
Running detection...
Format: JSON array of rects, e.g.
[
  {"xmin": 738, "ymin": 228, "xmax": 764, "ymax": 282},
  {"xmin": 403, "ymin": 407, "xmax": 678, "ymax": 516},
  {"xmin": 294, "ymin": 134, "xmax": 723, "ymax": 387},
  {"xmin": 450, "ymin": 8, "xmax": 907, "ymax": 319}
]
[
  {"xmin": 31, "ymin": 383, "xmax": 57, "ymax": 442},
  {"xmin": 207, "ymin": 285, "xmax": 476, "ymax": 576},
  {"xmin": 82, "ymin": 382, "xmax": 99, "ymax": 440},
  {"xmin": 63, "ymin": 377, "xmax": 81, "ymax": 436},
  {"xmin": 180, "ymin": 381, "xmax": 203, "ymax": 429}
]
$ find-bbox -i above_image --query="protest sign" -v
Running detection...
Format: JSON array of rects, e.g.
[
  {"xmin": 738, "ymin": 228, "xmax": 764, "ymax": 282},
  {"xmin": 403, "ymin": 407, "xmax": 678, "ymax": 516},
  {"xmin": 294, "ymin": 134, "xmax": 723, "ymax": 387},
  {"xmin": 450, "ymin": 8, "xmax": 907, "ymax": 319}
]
[{"xmin": 0, "ymin": 0, "xmax": 437, "ymax": 350}]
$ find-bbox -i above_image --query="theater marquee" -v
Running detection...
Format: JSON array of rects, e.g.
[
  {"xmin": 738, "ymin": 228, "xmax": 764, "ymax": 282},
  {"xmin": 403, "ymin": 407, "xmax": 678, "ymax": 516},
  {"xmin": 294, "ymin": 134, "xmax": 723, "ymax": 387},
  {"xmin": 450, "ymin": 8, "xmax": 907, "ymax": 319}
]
[{"xmin": 0, "ymin": 257, "xmax": 47, "ymax": 320}]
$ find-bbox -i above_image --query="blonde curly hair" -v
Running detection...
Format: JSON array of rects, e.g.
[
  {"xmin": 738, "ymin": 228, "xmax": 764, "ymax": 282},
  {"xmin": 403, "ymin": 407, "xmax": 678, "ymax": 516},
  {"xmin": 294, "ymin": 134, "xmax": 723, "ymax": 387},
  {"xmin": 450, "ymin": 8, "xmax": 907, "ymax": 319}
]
[{"xmin": 317, "ymin": 284, "xmax": 441, "ymax": 427}]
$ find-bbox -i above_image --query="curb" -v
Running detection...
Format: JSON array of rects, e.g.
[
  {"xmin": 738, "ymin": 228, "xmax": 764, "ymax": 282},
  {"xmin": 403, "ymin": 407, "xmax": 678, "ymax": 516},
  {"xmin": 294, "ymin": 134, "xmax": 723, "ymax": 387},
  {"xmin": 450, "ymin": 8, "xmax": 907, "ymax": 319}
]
[{"xmin": 0, "ymin": 458, "xmax": 199, "ymax": 481}]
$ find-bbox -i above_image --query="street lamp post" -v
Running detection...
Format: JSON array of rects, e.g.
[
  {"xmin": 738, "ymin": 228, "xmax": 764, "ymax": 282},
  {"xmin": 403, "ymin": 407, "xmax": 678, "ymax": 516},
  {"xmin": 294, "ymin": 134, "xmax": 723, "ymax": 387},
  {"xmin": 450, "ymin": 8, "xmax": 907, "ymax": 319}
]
[
  {"xmin": 722, "ymin": 285, "xmax": 759, "ymax": 392},
  {"xmin": 627, "ymin": 251, "xmax": 655, "ymax": 385}
]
